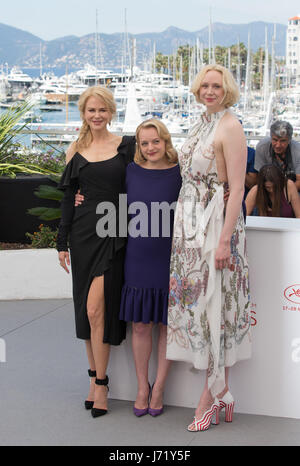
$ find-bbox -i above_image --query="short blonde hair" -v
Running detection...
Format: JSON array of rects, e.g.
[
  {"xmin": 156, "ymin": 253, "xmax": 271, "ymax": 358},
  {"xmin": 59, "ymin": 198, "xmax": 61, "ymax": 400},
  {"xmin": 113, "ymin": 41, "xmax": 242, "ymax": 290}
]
[
  {"xmin": 77, "ymin": 86, "xmax": 117, "ymax": 150},
  {"xmin": 134, "ymin": 119, "xmax": 178, "ymax": 164},
  {"xmin": 191, "ymin": 64, "xmax": 240, "ymax": 108}
]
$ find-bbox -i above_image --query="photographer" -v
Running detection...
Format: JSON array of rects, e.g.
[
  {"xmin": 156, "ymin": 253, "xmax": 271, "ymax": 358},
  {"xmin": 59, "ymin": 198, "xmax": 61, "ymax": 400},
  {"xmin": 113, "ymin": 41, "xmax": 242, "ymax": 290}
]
[{"xmin": 254, "ymin": 121, "xmax": 300, "ymax": 191}]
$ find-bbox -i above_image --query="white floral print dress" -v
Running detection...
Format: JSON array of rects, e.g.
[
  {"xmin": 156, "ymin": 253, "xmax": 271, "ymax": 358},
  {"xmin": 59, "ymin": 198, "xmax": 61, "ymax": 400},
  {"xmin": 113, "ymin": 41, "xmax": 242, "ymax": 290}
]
[{"xmin": 166, "ymin": 109, "xmax": 252, "ymax": 396}]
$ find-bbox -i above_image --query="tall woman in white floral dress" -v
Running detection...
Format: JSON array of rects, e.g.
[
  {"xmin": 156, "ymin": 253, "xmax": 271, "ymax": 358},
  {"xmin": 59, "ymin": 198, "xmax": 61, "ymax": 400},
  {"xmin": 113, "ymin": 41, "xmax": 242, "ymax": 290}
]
[{"xmin": 167, "ymin": 64, "xmax": 251, "ymax": 431}]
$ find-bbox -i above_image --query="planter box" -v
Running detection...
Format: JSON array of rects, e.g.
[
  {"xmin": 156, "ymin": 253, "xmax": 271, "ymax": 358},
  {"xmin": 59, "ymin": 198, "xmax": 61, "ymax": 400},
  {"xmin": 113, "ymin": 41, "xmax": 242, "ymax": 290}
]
[
  {"xmin": 0, "ymin": 174, "xmax": 60, "ymax": 243},
  {"xmin": 0, "ymin": 249, "xmax": 72, "ymax": 300}
]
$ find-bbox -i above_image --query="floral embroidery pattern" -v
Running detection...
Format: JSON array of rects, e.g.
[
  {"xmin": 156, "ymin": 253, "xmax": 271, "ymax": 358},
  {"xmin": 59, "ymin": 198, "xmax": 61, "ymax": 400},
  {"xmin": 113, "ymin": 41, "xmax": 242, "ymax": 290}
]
[{"xmin": 167, "ymin": 110, "xmax": 251, "ymax": 385}]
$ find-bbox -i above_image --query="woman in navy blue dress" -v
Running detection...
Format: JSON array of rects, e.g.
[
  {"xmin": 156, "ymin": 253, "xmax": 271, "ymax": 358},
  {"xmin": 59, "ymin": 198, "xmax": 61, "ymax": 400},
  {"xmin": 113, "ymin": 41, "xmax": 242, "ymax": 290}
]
[{"xmin": 119, "ymin": 120, "xmax": 182, "ymax": 416}]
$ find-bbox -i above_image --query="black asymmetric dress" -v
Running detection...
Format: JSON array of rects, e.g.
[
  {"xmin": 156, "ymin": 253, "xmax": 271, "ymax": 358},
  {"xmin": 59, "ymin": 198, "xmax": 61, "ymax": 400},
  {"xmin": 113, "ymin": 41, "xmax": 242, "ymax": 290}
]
[{"xmin": 57, "ymin": 136, "xmax": 136, "ymax": 345}]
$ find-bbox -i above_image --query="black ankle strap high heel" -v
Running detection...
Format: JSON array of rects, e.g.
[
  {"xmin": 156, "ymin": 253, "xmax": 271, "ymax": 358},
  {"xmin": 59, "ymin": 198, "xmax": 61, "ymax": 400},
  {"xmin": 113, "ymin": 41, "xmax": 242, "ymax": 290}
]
[
  {"xmin": 91, "ymin": 375, "xmax": 109, "ymax": 418},
  {"xmin": 85, "ymin": 369, "xmax": 97, "ymax": 410}
]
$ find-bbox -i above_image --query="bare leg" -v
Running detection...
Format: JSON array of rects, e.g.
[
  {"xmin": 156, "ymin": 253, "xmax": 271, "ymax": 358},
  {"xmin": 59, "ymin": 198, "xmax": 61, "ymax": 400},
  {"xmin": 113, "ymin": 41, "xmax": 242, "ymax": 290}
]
[
  {"xmin": 132, "ymin": 322, "xmax": 153, "ymax": 409},
  {"xmin": 187, "ymin": 374, "xmax": 216, "ymax": 431},
  {"xmin": 190, "ymin": 367, "xmax": 230, "ymax": 427},
  {"xmin": 87, "ymin": 276, "xmax": 110, "ymax": 411},
  {"xmin": 150, "ymin": 324, "xmax": 172, "ymax": 410},
  {"xmin": 85, "ymin": 340, "xmax": 96, "ymax": 402},
  {"xmin": 217, "ymin": 367, "xmax": 230, "ymax": 399},
  {"xmin": 194, "ymin": 372, "xmax": 214, "ymax": 421}
]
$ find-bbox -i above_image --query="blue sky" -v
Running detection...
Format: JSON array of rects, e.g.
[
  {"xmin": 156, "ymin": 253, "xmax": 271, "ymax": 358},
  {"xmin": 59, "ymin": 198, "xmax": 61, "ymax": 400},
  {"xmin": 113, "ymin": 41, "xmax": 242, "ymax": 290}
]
[{"xmin": 1, "ymin": 0, "xmax": 300, "ymax": 40}]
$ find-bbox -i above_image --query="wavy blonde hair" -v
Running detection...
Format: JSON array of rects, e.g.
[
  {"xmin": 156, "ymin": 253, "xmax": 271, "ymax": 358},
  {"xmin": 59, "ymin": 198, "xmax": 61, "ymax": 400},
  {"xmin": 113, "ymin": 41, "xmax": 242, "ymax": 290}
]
[
  {"xmin": 134, "ymin": 119, "xmax": 178, "ymax": 164},
  {"xmin": 191, "ymin": 64, "xmax": 240, "ymax": 108},
  {"xmin": 76, "ymin": 86, "xmax": 117, "ymax": 151}
]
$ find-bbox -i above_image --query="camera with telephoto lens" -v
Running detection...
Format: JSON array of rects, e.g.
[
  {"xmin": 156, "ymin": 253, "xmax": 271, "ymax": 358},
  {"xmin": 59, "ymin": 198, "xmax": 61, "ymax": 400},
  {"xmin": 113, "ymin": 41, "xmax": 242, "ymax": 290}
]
[{"xmin": 285, "ymin": 169, "xmax": 296, "ymax": 182}]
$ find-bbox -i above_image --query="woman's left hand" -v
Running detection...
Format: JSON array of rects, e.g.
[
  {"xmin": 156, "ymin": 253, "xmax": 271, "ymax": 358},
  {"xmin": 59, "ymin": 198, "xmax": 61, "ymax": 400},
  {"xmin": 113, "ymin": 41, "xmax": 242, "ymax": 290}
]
[
  {"xmin": 215, "ymin": 241, "xmax": 231, "ymax": 270},
  {"xmin": 75, "ymin": 190, "xmax": 85, "ymax": 207}
]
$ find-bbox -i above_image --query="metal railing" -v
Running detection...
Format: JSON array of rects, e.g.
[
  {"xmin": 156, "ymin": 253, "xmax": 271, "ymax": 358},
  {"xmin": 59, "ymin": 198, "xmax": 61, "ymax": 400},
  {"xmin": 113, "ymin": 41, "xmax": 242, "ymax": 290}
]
[{"xmin": 19, "ymin": 127, "xmax": 266, "ymax": 146}]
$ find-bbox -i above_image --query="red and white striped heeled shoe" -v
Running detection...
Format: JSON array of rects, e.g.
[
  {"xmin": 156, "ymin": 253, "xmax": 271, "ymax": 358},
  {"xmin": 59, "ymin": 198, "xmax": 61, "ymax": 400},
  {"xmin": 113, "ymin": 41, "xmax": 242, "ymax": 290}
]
[
  {"xmin": 187, "ymin": 398, "xmax": 220, "ymax": 432},
  {"xmin": 218, "ymin": 391, "xmax": 235, "ymax": 422}
]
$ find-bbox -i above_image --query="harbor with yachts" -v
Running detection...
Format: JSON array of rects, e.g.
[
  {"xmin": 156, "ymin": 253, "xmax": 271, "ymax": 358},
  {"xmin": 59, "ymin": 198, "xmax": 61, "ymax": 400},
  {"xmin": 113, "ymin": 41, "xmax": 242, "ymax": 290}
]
[
  {"xmin": 0, "ymin": 15, "xmax": 300, "ymax": 151},
  {"xmin": 1, "ymin": 5, "xmax": 300, "ymax": 449}
]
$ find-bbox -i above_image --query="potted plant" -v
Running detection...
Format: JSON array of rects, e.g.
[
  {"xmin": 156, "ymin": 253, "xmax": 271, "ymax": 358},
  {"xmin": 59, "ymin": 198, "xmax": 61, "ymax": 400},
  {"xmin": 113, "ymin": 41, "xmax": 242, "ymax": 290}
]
[{"xmin": 0, "ymin": 103, "xmax": 64, "ymax": 243}]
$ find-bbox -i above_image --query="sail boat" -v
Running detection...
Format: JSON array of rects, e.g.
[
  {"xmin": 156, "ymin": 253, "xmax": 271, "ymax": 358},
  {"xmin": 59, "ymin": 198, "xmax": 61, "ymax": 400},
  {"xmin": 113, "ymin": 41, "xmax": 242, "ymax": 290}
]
[
  {"xmin": 122, "ymin": 82, "xmax": 142, "ymax": 133},
  {"xmin": 243, "ymin": 32, "xmax": 251, "ymax": 112},
  {"xmin": 236, "ymin": 38, "xmax": 241, "ymax": 90},
  {"xmin": 270, "ymin": 25, "xmax": 277, "ymax": 93},
  {"xmin": 262, "ymin": 27, "xmax": 269, "ymax": 114},
  {"xmin": 208, "ymin": 8, "xmax": 215, "ymax": 65},
  {"xmin": 261, "ymin": 26, "xmax": 278, "ymax": 136}
]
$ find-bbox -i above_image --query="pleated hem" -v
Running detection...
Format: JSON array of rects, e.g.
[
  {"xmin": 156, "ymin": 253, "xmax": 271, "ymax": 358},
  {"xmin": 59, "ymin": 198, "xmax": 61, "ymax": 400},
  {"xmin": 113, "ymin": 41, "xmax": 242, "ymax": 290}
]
[{"xmin": 119, "ymin": 284, "xmax": 169, "ymax": 325}]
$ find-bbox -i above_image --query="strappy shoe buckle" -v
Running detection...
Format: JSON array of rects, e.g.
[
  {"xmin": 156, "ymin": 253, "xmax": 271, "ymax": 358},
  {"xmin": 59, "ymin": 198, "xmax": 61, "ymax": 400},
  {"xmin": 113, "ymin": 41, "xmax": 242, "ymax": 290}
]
[{"xmin": 91, "ymin": 375, "xmax": 109, "ymax": 418}]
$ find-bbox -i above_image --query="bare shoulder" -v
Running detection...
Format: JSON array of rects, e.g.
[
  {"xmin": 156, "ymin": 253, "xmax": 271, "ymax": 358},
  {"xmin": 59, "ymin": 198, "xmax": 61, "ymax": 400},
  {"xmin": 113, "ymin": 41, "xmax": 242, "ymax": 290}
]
[
  {"xmin": 65, "ymin": 141, "xmax": 78, "ymax": 164},
  {"xmin": 215, "ymin": 112, "xmax": 243, "ymax": 146},
  {"xmin": 115, "ymin": 134, "xmax": 123, "ymax": 143},
  {"xmin": 215, "ymin": 112, "xmax": 245, "ymax": 156},
  {"xmin": 221, "ymin": 111, "xmax": 243, "ymax": 133},
  {"xmin": 114, "ymin": 135, "xmax": 123, "ymax": 147}
]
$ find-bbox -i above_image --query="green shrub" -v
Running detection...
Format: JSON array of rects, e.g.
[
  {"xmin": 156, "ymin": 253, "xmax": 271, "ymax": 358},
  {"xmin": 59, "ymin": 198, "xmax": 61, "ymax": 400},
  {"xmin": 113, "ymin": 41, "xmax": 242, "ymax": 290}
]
[{"xmin": 26, "ymin": 224, "xmax": 58, "ymax": 249}]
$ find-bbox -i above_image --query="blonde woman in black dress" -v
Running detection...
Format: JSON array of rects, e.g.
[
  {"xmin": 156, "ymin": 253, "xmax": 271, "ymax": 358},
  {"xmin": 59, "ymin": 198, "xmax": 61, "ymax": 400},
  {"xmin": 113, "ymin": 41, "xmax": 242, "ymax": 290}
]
[{"xmin": 57, "ymin": 87, "xmax": 135, "ymax": 418}]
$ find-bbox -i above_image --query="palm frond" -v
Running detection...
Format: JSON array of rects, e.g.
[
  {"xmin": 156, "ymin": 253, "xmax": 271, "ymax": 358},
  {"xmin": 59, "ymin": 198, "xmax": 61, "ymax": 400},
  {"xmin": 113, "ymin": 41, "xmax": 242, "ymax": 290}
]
[
  {"xmin": 33, "ymin": 185, "xmax": 64, "ymax": 202},
  {"xmin": 27, "ymin": 207, "xmax": 62, "ymax": 221},
  {"xmin": 0, "ymin": 162, "xmax": 60, "ymax": 178},
  {"xmin": 0, "ymin": 102, "xmax": 32, "ymax": 157}
]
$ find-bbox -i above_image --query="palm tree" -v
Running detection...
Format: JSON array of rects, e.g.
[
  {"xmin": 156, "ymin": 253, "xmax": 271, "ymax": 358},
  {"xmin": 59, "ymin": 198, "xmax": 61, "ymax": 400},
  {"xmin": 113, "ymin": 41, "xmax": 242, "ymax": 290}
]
[{"xmin": 0, "ymin": 102, "xmax": 59, "ymax": 178}]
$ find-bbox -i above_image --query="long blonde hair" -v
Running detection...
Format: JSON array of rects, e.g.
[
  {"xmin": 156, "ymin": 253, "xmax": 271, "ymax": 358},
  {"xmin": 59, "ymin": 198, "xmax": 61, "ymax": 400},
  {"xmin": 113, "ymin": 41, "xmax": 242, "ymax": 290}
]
[
  {"xmin": 76, "ymin": 86, "xmax": 117, "ymax": 151},
  {"xmin": 134, "ymin": 119, "xmax": 178, "ymax": 164}
]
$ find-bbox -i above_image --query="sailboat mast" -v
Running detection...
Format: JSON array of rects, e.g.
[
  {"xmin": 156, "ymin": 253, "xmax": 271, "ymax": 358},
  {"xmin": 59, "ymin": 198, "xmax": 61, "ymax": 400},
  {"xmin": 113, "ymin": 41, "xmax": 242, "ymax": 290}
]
[
  {"xmin": 244, "ymin": 31, "xmax": 251, "ymax": 112},
  {"xmin": 124, "ymin": 8, "xmax": 132, "ymax": 79},
  {"xmin": 39, "ymin": 43, "xmax": 43, "ymax": 77},
  {"xmin": 209, "ymin": 8, "xmax": 215, "ymax": 64},
  {"xmin": 95, "ymin": 9, "xmax": 99, "ymax": 85},
  {"xmin": 65, "ymin": 64, "xmax": 69, "ymax": 123},
  {"xmin": 237, "ymin": 37, "xmax": 241, "ymax": 90},
  {"xmin": 208, "ymin": 9, "xmax": 212, "ymax": 64},
  {"xmin": 263, "ymin": 27, "xmax": 269, "ymax": 113},
  {"xmin": 270, "ymin": 24, "xmax": 276, "ymax": 92}
]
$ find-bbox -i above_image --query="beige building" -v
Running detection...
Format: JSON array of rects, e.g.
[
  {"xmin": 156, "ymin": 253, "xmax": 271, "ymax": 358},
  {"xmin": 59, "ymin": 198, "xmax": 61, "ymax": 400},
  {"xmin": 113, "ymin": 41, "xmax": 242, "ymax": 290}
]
[{"xmin": 286, "ymin": 15, "xmax": 300, "ymax": 86}]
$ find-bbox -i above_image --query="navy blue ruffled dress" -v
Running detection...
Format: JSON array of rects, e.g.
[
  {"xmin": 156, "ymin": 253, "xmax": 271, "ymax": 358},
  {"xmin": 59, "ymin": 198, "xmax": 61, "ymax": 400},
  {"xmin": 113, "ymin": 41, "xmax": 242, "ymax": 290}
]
[
  {"xmin": 119, "ymin": 162, "xmax": 182, "ymax": 325},
  {"xmin": 57, "ymin": 136, "xmax": 136, "ymax": 345}
]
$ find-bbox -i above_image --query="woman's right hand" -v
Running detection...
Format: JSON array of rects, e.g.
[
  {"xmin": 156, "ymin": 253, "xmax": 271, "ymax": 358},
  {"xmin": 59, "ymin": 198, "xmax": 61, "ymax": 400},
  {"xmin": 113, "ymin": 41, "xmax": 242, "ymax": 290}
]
[
  {"xmin": 215, "ymin": 240, "xmax": 231, "ymax": 270},
  {"xmin": 58, "ymin": 251, "xmax": 70, "ymax": 274}
]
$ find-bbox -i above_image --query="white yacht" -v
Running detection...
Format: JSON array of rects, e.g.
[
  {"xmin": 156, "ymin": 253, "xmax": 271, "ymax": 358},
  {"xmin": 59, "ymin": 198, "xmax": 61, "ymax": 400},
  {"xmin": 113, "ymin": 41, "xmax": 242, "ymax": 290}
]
[
  {"xmin": 76, "ymin": 64, "xmax": 123, "ymax": 86},
  {"xmin": 57, "ymin": 75, "xmax": 88, "ymax": 100},
  {"xmin": 0, "ymin": 74, "xmax": 8, "ymax": 101},
  {"xmin": 7, "ymin": 67, "xmax": 33, "ymax": 88},
  {"xmin": 35, "ymin": 72, "xmax": 58, "ymax": 87}
]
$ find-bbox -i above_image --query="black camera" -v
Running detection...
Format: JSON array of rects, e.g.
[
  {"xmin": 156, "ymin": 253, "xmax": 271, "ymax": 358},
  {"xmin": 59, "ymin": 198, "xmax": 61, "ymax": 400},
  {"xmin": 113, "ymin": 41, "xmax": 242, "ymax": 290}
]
[{"xmin": 286, "ymin": 170, "xmax": 297, "ymax": 182}]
